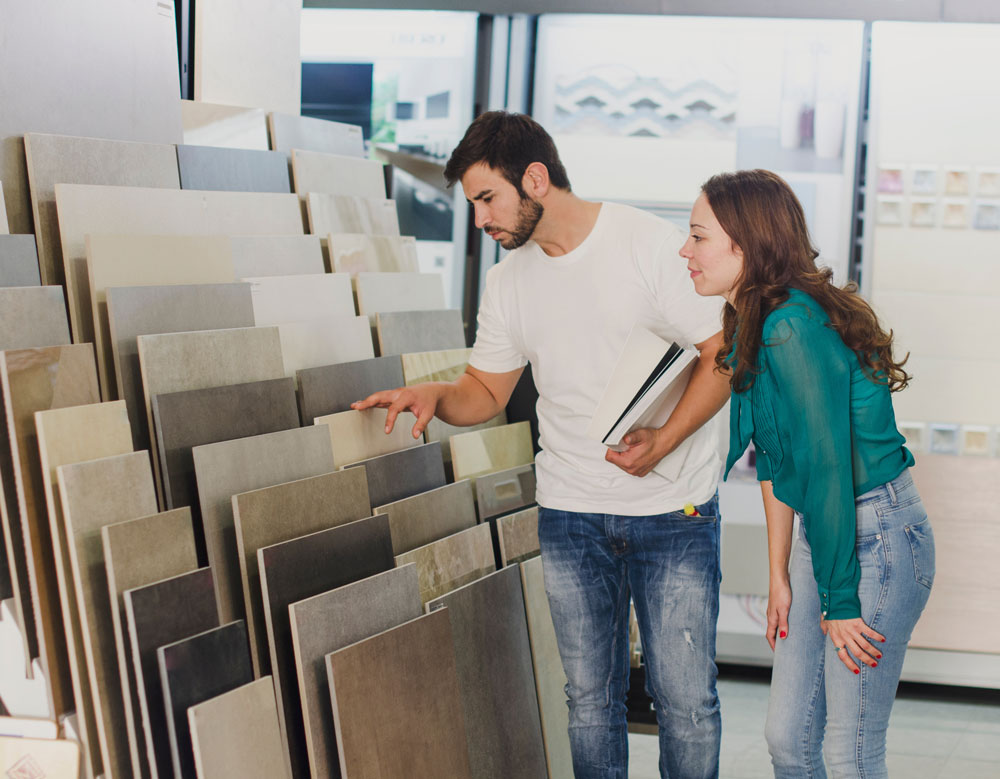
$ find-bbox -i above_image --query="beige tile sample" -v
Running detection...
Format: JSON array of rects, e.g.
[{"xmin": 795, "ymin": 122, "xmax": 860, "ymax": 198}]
[
  {"xmin": 180, "ymin": 100, "xmax": 270, "ymax": 151},
  {"xmin": 246, "ymin": 273, "xmax": 355, "ymax": 325},
  {"xmin": 375, "ymin": 480, "xmax": 477, "ymax": 556},
  {"xmin": 291, "ymin": 149, "xmax": 386, "ymax": 199},
  {"xmin": 232, "ymin": 468, "xmax": 372, "ymax": 676},
  {"xmin": 102, "ymin": 508, "xmax": 198, "ymax": 779},
  {"xmin": 275, "ymin": 317, "xmax": 374, "ymax": 378},
  {"xmin": 57, "ymin": 451, "xmax": 158, "ymax": 779},
  {"xmin": 394, "ymin": 524, "xmax": 495, "ymax": 605},
  {"xmin": 306, "ymin": 193, "xmax": 400, "ymax": 236},
  {"xmin": 0, "ymin": 286, "xmax": 70, "ymax": 350},
  {"xmin": 54, "ymin": 183, "xmax": 304, "ymax": 345},
  {"xmin": 314, "ymin": 408, "xmax": 419, "ymax": 470},
  {"xmin": 498, "ymin": 507, "xmax": 540, "ymax": 567},
  {"xmin": 188, "ymin": 677, "xmax": 290, "ymax": 779},
  {"xmin": 0, "ymin": 735, "xmax": 80, "ymax": 778},
  {"xmin": 356, "ymin": 272, "xmax": 446, "ymax": 323},
  {"xmin": 328, "ymin": 233, "xmax": 418, "ymax": 276},
  {"xmin": 230, "ymin": 235, "xmax": 325, "ymax": 278},
  {"xmin": 450, "ymin": 421, "xmax": 535, "ymax": 484},
  {"xmin": 0, "ymin": 182, "xmax": 7, "ymax": 233},
  {"xmin": 268, "ymin": 112, "xmax": 365, "ymax": 157}
]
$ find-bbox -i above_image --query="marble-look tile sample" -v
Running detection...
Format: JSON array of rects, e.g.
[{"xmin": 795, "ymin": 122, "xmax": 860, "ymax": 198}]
[
  {"xmin": 176, "ymin": 144, "xmax": 291, "ymax": 193},
  {"xmin": 180, "ymin": 100, "xmax": 270, "ymax": 151},
  {"xmin": 476, "ymin": 463, "xmax": 536, "ymax": 522},
  {"xmin": 290, "ymin": 565, "xmax": 421, "ymax": 779},
  {"xmin": 520, "ymin": 556, "xmax": 573, "ymax": 779},
  {"xmin": 345, "ymin": 441, "xmax": 447, "ymax": 508},
  {"xmin": 106, "ymin": 282, "xmax": 254, "ymax": 451},
  {"xmin": 103, "ymin": 508, "xmax": 198, "ymax": 779},
  {"xmin": 375, "ymin": 479, "xmax": 477, "ymax": 556},
  {"xmin": 0, "ymin": 235, "xmax": 41, "ymax": 287},
  {"xmin": 54, "ymin": 183, "xmax": 303, "ymax": 345},
  {"xmin": 0, "ymin": 735, "xmax": 80, "ymax": 778},
  {"xmin": 188, "ymin": 677, "xmax": 290, "ymax": 779},
  {"xmin": 276, "ymin": 317, "xmax": 374, "ymax": 378},
  {"xmin": 376, "ymin": 309, "xmax": 465, "ymax": 356},
  {"xmin": 246, "ymin": 273, "xmax": 355, "ymax": 325},
  {"xmin": 296, "ymin": 355, "xmax": 403, "ymax": 424},
  {"xmin": 451, "ymin": 422, "xmax": 535, "ymax": 484},
  {"xmin": 0, "ymin": 286, "xmax": 70, "ymax": 350},
  {"xmin": 232, "ymin": 468, "xmax": 371, "ymax": 676},
  {"xmin": 268, "ymin": 113, "xmax": 365, "ymax": 158},
  {"xmin": 0, "ymin": 344, "xmax": 98, "ymax": 716},
  {"xmin": 427, "ymin": 566, "xmax": 547, "ymax": 778},
  {"xmin": 326, "ymin": 609, "xmax": 471, "ymax": 779},
  {"xmin": 327, "ymin": 233, "xmax": 418, "ymax": 276},
  {"xmin": 151, "ymin": 377, "xmax": 299, "ymax": 517},
  {"xmin": 23, "ymin": 132, "xmax": 179, "ymax": 290},
  {"xmin": 355, "ymin": 273, "xmax": 445, "ymax": 325},
  {"xmin": 57, "ymin": 451, "xmax": 158, "ymax": 779},
  {"xmin": 158, "ymin": 621, "xmax": 253, "ymax": 779},
  {"xmin": 291, "ymin": 149, "xmax": 385, "ymax": 199},
  {"xmin": 313, "ymin": 408, "xmax": 419, "ymax": 470},
  {"xmin": 394, "ymin": 524, "xmax": 495, "ymax": 605},
  {"xmin": 306, "ymin": 193, "xmax": 400, "ymax": 237},
  {"xmin": 259, "ymin": 514, "xmax": 394, "ymax": 778},
  {"xmin": 230, "ymin": 235, "xmax": 325, "ymax": 278},
  {"xmin": 191, "ymin": 425, "xmax": 335, "ymax": 625},
  {"xmin": 498, "ymin": 507, "xmax": 540, "ymax": 567},
  {"xmin": 34, "ymin": 401, "xmax": 132, "ymax": 776},
  {"xmin": 124, "ymin": 568, "xmax": 219, "ymax": 779}
]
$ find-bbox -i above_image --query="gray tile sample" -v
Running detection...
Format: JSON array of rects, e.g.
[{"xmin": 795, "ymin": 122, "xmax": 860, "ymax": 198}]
[
  {"xmin": 230, "ymin": 236, "xmax": 325, "ymax": 278},
  {"xmin": 345, "ymin": 442, "xmax": 446, "ymax": 508},
  {"xmin": 191, "ymin": 425, "xmax": 335, "ymax": 625},
  {"xmin": 395, "ymin": 524, "xmax": 496, "ymax": 605},
  {"xmin": 375, "ymin": 480, "xmax": 477, "ymax": 556},
  {"xmin": 176, "ymin": 144, "xmax": 291, "ymax": 193},
  {"xmin": 497, "ymin": 507, "xmax": 540, "ymax": 567},
  {"xmin": 267, "ymin": 113, "xmax": 365, "ymax": 157},
  {"xmin": 259, "ymin": 514, "xmax": 394, "ymax": 779},
  {"xmin": 376, "ymin": 309, "xmax": 465, "ymax": 356},
  {"xmin": 475, "ymin": 463, "xmax": 537, "ymax": 522},
  {"xmin": 106, "ymin": 283, "xmax": 255, "ymax": 452},
  {"xmin": 0, "ymin": 287, "xmax": 70, "ymax": 350},
  {"xmin": 157, "ymin": 621, "xmax": 253, "ymax": 779},
  {"xmin": 0, "ymin": 235, "xmax": 41, "ymax": 287},
  {"xmin": 289, "ymin": 565, "xmax": 422, "ymax": 779},
  {"xmin": 232, "ymin": 468, "xmax": 372, "ymax": 676},
  {"xmin": 296, "ymin": 355, "xmax": 403, "ymax": 424},
  {"xmin": 151, "ymin": 377, "xmax": 299, "ymax": 519},
  {"xmin": 325, "ymin": 610, "xmax": 471, "ymax": 779},
  {"xmin": 124, "ymin": 568, "xmax": 219, "ymax": 779},
  {"xmin": 427, "ymin": 567, "xmax": 547, "ymax": 778}
]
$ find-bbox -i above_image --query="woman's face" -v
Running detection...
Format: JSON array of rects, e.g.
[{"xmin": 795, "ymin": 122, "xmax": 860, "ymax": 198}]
[{"xmin": 679, "ymin": 193, "xmax": 744, "ymax": 302}]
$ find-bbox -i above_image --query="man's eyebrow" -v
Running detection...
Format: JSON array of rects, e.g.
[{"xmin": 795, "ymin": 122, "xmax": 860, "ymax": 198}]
[{"xmin": 470, "ymin": 189, "xmax": 492, "ymax": 201}]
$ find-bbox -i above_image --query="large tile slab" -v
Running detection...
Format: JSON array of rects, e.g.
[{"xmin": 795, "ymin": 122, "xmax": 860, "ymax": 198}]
[
  {"xmin": 325, "ymin": 609, "xmax": 471, "ymax": 779},
  {"xmin": 313, "ymin": 408, "xmax": 419, "ymax": 470},
  {"xmin": 291, "ymin": 149, "xmax": 385, "ymax": 199},
  {"xmin": 276, "ymin": 317, "xmax": 374, "ymax": 379},
  {"xmin": 498, "ymin": 507, "xmax": 540, "ymax": 567},
  {"xmin": 124, "ymin": 568, "xmax": 219, "ymax": 779},
  {"xmin": 520, "ymin": 556, "xmax": 573, "ymax": 779},
  {"xmin": 259, "ymin": 514, "xmax": 394, "ymax": 778},
  {"xmin": 450, "ymin": 421, "xmax": 535, "ymax": 484},
  {"xmin": 57, "ymin": 451, "xmax": 158, "ymax": 779},
  {"xmin": 246, "ymin": 273, "xmax": 355, "ymax": 325},
  {"xmin": 0, "ymin": 235, "xmax": 41, "ymax": 287},
  {"xmin": 232, "ymin": 468, "xmax": 371, "ymax": 676},
  {"xmin": 355, "ymin": 273, "xmax": 445, "ymax": 325},
  {"xmin": 476, "ymin": 463, "xmax": 536, "ymax": 522},
  {"xmin": 191, "ymin": 425, "xmax": 335, "ymax": 625},
  {"xmin": 176, "ymin": 145, "xmax": 291, "ymax": 193},
  {"xmin": 289, "ymin": 565, "xmax": 421, "ymax": 779},
  {"xmin": 375, "ymin": 479, "xmax": 477, "ymax": 556},
  {"xmin": 180, "ymin": 100, "xmax": 270, "ymax": 151},
  {"xmin": 345, "ymin": 441, "xmax": 447, "ymax": 508},
  {"xmin": 158, "ymin": 621, "xmax": 253, "ymax": 779},
  {"xmin": 188, "ymin": 677, "xmax": 290, "ymax": 779},
  {"xmin": 230, "ymin": 235, "xmax": 325, "ymax": 278},
  {"xmin": 296, "ymin": 355, "xmax": 403, "ymax": 424},
  {"xmin": 23, "ymin": 132, "xmax": 179, "ymax": 291},
  {"xmin": 0, "ymin": 735, "xmax": 80, "ymax": 777},
  {"xmin": 268, "ymin": 113, "xmax": 364, "ymax": 158},
  {"xmin": 54, "ymin": 183, "xmax": 303, "ymax": 346},
  {"xmin": 151, "ymin": 376, "xmax": 299, "ymax": 522},
  {"xmin": 394, "ymin": 523, "xmax": 495, "ymax": 605},
  {"xmin": 327, "ymin": 233, "xmax": 418, "ymax": 276},
  {"xmin": 427, "ymin": 566, "xmax": 547, "ymax": 778},
  {"xmin": 0, "ymin": 287, "xmax": 70, "ymax": 350},
  {"xmin": 306, "ymin": 193, "xmax": 400, "ymax": 237},
  {"xmin": 34, "ymin": 402, "xmax": 132, "ymax": 776},
  {"xmin": 0, "ymin": 344, "xmax": 98, "ymax": 716},
  {"xmin": 376, "ymin": 309, "xmax": 465, "ymax": 356},
  {"xmin": 102, "ymin": 508, "xmax": 198, "ymax": 779}
]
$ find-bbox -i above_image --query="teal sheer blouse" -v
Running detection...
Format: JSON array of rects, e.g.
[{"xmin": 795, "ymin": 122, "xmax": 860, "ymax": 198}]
[{"xmin": 724, "ymin": 289, "xmax": 913, "ymax": 619}]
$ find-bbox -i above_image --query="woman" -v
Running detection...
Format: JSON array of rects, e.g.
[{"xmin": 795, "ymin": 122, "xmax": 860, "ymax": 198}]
[{"xmin": 680, "ymin": 169, "xmax": 935, "ymax": 778}]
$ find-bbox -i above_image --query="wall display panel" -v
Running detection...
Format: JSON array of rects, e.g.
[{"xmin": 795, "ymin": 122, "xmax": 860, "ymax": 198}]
[
  {"xmin": 180, "ymin": 100, "xmax": 270, "ymax": 151},
  {"xmin": 306, "ymin": 193, "xmax": 401, "ymax": 236},
  {"xmin": 327, "ymin": 233, "xmax": 419, "ymax": 276},
  {"xmin": 246, "ymin": 273, "xmax": 355, "ymax": 325},
  {"xmin": 176, "ymin": 145, "xmax": 291, "ymax": 193},
  {"xmin": 291, "ymin": 149, "xmax": 386, "ymax": 200},
  {"xmin": 0, "ymin": 235, "xmax": 41, "ymax": 287},
  {"xmin": 268, "ymin": 113, "xmax": 365, "ymax": 158}
]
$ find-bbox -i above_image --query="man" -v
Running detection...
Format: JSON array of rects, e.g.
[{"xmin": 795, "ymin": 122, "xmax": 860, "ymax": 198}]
[{"xmin": 354, "ymin": 111, "xmax": 730, "ymax": 779}]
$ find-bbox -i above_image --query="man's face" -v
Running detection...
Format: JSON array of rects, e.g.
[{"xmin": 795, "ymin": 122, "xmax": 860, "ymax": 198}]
[{"xmin": 460, "ymin": 162, "xmax": 543, "ymax": 250}]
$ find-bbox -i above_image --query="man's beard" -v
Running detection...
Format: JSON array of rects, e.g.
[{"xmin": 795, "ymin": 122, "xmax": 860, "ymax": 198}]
[{"xmin": 488, "ymin": 196, "xmax": 544, "ymax": 250}]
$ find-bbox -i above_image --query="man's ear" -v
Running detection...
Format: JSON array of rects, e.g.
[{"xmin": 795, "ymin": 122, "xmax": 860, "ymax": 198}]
[{"xmin": 522, "ymin": 162, "xmax": 550, "ymax": 198}]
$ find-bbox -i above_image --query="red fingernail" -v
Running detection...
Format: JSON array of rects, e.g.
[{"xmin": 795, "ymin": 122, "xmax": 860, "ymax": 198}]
[
  {"xmin": 876, "ymin": 654, "xmax": 882, "ymax": 659},
  {"xmin": 854, "ymin": 669, "xmax": 860, "ymax": 674},
  {"xmin": 872, "ymin": 662, "xmax": 878, "ymax": 667},
  {"xmin": 779, "ymin": 631, "xmax": 786, "ymax": 638}
]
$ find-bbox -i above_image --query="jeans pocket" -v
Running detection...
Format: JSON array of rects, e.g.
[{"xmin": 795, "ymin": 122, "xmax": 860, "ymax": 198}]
[{"xmin": 904, "ymin": 518, "xmax": 935, "ymax": 589}]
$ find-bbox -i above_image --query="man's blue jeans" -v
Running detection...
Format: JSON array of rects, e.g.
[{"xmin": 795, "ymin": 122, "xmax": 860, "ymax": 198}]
[{"xmin": 538, "ymin": 495, "xmax": 722, "ymax": 779}]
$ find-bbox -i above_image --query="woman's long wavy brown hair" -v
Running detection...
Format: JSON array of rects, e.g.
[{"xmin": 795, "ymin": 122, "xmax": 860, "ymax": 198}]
[{"xmin": 702, "ymin": 169, "xmax": 910, "ymax": 393}]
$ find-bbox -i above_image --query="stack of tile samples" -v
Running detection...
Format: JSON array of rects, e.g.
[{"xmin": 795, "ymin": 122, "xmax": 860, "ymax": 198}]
[{"xmin": 0, "ymin": 107, "xmax": 569, "ymax": 779}]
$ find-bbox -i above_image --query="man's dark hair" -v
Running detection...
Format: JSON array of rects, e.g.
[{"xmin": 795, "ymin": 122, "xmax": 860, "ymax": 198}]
[{"xmin": 443, "ymin": 111, "xmax": 571, "ymax": 193}]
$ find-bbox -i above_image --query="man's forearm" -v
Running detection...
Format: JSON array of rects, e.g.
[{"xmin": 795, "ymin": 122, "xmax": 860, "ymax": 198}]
[
  {"xmin": 434, "ymin": 371, "xmax": 510, "ymax": 426},
  {"xmin": 656, "ymin": 348, "xmax": 731, "ymax": 454}
]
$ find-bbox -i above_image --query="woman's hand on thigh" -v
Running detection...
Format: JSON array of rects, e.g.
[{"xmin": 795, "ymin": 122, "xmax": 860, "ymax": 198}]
[
  {"xmin": 766, "ymin": 578, "xmax": 792, "ymax": 650},
  {"xmin": 821, "ymin": 618, "xmax": 885, "ymax": 673}
]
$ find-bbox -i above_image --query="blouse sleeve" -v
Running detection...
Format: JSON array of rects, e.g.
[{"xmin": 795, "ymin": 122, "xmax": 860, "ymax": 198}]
[{"xmin": 763, "ymin": 316, "xmax": 861, "ymax": 620}]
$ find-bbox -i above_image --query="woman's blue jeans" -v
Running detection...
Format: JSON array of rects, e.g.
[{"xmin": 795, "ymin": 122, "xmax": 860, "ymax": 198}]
[
  {"xmin": 765, "ymin": 469, "xmax": 935, "ymax": 778},
  {"xmin": 538, "ymin": 495, "xmax": 722, "ymax": 779}
]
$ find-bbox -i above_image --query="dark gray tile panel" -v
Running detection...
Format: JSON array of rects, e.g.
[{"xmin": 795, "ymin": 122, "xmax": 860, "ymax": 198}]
[
  {"xmin": 375, "ymin": 309, "xmax": 465, "ymax": 356},
  {"xmin": 344, "ymin": 442, "xmax": 446, "ymax": 508},
  {"xmin": 296, "ymin": 355, "xmax": 403, "ymax": 424}
]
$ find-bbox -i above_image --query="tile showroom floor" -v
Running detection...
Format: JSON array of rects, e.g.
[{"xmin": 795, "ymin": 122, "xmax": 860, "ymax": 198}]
[{"xmin": 627, "ymin": 669, "xmax": 1000, "ymax": 778}]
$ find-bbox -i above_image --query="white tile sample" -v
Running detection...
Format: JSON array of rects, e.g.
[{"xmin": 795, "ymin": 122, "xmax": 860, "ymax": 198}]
[
  {"xmin": 328, "ymin": 233, "xmax": 419, "ymax": 276},
  {"xmin": 246, "ymin": 273, "xmax": 355, "ymax": 325},
  {"xmin": 306, "ymin": 193, "xmax": 400, "ymax": 236},
  {"xmin": 275, "ymin": 317, "xmax": 374, "ymax": 378},
  {"xmin": 291, "ymin": 149, "xmax": 385, "ymax": 199},
  {"xmin": 355, "ymin": 272, "xmax": 446, "ymax": 324},
  {"xmin": 180, "ymin": 100, "xmax": 270, "ymax": 151},
  {"xmin": 313, "ymin": 408, "xmax": 419, "ymax": 470}
]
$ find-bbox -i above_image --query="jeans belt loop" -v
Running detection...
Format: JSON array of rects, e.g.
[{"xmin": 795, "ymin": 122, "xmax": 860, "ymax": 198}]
[{"xmin": 885, "ymin": 477, "xmax": 897, "ymax": 506}]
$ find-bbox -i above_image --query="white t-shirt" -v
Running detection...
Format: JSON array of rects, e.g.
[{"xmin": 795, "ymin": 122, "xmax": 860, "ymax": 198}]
[{"xmin": 469, "ymin": 201, "xmax": 724, "ymax": 515}]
